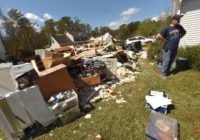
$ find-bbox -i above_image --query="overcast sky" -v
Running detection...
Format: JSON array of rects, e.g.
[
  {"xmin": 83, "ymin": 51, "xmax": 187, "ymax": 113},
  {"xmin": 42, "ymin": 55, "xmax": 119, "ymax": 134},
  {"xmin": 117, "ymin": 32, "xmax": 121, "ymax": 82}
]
[{"xmin": 0, "ymin": 0, "xmax": 171, "ymax": 29}]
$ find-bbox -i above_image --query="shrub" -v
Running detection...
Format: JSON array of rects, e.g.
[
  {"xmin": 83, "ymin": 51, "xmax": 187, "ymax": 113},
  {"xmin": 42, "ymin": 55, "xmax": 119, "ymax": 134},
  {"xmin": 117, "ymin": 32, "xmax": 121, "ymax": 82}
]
[
  {"xmin": 178, "ymin": 46, "xmax": 200, "ymax": 71},
  {"xmin": 148, "ymin": 43, "xmax": 200, "ymax": 71},
  {"xmin": 147, "ymin": 41, "xmax": 163, "ymax": 60}
]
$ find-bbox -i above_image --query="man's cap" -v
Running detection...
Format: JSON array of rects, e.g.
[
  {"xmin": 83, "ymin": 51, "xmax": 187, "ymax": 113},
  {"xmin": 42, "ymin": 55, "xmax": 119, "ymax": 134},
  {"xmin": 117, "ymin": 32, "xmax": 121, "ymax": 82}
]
[{"xmin": 171, "ymin": 14, "xmax": 184, "ymax": 20}]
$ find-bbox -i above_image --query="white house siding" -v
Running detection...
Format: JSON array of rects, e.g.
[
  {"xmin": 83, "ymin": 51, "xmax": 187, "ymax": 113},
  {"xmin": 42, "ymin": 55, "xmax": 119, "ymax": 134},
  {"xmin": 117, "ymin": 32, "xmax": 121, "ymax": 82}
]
[
  {"xmin": 179, "ymin": 0, "xmax": 200, "ymax": 46},
  {"xmin": 0, "ymin": 38, "xmax": 6, "ymax": 60},
  {"xmin": 65, "ymin": 32, "xmax": 74, "ymax": 42},
  {"xmin": 49, "ymin": 37, "xmax": 61, "ymax": 50}
]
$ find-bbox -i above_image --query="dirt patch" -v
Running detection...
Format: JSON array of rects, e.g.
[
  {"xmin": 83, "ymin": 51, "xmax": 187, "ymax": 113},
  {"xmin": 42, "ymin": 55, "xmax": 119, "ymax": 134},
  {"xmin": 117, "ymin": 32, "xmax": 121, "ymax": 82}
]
[
  {"xmin": 192, "ymin": 128, "xmax": 200, "ymax": 134},
  {"xmin": 184, "ymin": 111, "xmax": 199, "ymax": 120}
]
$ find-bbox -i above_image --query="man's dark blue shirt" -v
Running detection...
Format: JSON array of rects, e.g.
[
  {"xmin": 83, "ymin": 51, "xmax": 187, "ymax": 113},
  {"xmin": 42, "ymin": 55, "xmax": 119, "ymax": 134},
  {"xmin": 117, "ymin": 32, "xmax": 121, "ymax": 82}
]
[{"xmin": 160, "ymin": 25, "xmax": 186, "ymax": 50}]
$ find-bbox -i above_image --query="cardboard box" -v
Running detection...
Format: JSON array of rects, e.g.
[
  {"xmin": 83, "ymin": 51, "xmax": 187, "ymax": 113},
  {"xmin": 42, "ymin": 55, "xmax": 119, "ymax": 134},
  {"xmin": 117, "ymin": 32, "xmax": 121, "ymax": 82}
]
[
  {"xmin": 74, "ymin": 75, "xmax": 101, "ymax": 89},
  {"xmin": 42, "ymin": 57, "xmax": 70, "ymax": 69},
  {"xmin": 36, "ymin": 64, "xmax": 77, "ymax": 100}
]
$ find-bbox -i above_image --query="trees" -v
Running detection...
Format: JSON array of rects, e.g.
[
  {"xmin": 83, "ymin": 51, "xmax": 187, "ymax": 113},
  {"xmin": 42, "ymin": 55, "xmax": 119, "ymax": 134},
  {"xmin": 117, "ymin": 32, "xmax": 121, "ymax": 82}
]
[
  {"xmin": 3, "ymin": 9, "xmax": 48, "ymax": 61},
  {"xmin": 2, "ymin": 8, "xmax": 95, "ymax": 61}
]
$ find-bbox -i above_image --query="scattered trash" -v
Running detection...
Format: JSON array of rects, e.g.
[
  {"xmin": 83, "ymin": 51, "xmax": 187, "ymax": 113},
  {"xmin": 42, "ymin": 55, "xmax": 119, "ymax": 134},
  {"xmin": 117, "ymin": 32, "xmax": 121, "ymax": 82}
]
[
  {"xmin": 95, "ymin": 134, "xmax": 103, "ymax": 140},
  {"xmin": 49, "ymin": 133, "xmax": 53, "ymax": 137},
  {"xmin": 116, "ymin": 98, "xmax": 127, "ymax": 104},
  {"xmin": 84, "ymin": 114, "xmax": 92, "ymax": 119},
  {"xmin": 73, "ymin": 130, "xmax": 77, "ymax": 134},
  {"xmin": 149, "ymin": 62, "xmax": 155, "ymax": 66},
  {"xmin": 145, "ymin": 90, "xmax": 172, "ymax": 114}
]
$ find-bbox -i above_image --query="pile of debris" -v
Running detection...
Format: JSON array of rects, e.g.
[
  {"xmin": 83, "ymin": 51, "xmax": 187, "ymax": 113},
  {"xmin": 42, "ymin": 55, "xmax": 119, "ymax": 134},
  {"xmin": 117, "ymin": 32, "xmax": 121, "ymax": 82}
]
[{"xmin": 0, "ymin": 33, "xmax": 145, "ymax": 140}]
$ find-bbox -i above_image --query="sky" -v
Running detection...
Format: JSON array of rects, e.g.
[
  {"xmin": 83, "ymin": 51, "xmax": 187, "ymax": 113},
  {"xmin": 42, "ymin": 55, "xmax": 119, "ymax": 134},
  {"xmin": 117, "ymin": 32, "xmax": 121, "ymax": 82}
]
[{"xmin": 0, "ymin": 0, "xmax": 171, "ymax": 29}]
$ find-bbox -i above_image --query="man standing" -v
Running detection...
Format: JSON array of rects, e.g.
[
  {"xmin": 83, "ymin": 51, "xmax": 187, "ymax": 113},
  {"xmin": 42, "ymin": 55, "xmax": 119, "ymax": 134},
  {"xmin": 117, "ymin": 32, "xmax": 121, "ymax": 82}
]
[{"xmin": 157, "ymin": 14, "xmax": 186, "ymax": 78}]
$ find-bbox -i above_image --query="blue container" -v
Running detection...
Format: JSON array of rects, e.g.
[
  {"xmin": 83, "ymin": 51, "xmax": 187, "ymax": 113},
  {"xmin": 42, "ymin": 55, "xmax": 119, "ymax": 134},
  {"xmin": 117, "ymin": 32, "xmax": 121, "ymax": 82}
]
[{"xmin": 146, "ymin": 103, "xmax": 168, "ymax": 114}]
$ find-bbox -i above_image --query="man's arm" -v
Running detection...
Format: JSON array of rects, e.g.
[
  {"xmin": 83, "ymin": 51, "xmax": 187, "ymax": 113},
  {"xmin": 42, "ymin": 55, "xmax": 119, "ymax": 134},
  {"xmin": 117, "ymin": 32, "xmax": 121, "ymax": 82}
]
[
  {"xmin": 179, "ymin": 25, "xmax": 186, "ymax": 38},
  {"xmin": 156, "ymin": 33, "xmax": 166, "ymax": 43},
  {"xmin": 156, "ymin": 27, "xmax": 168, "ymax": 43}
]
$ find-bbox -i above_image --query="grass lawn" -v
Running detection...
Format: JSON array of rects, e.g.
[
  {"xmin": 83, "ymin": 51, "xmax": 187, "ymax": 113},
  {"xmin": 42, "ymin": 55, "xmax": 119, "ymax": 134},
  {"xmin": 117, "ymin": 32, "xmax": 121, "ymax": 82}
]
[{"xmin": 1, "ymin": 60, "xmax": 200, "ymax": 140}]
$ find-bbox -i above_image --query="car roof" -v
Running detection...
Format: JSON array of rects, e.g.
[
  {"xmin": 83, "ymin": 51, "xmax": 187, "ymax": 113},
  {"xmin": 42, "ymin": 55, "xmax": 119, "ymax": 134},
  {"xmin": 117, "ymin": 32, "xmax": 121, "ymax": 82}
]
[{"xmin": 127, "ymin": 36, "xmax": 146, "ymax": 40}]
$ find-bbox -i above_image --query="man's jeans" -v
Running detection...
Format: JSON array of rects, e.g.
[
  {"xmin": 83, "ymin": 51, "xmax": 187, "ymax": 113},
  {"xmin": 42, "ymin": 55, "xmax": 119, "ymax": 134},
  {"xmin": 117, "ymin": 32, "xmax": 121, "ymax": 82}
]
[{"xmin": 161, "ymin": 48, "xmax": 177, "ymax": 76}]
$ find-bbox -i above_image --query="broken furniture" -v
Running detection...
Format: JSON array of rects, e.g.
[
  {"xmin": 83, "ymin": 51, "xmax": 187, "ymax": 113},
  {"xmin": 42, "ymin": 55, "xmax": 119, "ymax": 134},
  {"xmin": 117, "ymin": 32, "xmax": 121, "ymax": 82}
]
[
  {"xmin": 74, "ymin": 49, "xmax": 96, "ymax": 59},
  {"xmin": 74, "ymin": 75, "xmax": 101, "ymax": 89},
  {"xmin": 146, "ymin": 111, "xmax": 178, "ymax": 140},
  {"xmin": 35, "ymin": 64, "xmax": 77, "ymax": 100},
  {"xmin": 34, "ymin": 49, "xmax": 71, "ymax": 70},
  {"xmin": 33, "ymin": 55, "xmax": 46, "ymax": 72}
]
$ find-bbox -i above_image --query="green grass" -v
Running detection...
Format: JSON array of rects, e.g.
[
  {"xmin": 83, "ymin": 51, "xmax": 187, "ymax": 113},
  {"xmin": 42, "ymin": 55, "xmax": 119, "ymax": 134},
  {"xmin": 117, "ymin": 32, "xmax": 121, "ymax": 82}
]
[{"xmin": 1, "ymin": 60, "xmax": 200, "ymax": 140}]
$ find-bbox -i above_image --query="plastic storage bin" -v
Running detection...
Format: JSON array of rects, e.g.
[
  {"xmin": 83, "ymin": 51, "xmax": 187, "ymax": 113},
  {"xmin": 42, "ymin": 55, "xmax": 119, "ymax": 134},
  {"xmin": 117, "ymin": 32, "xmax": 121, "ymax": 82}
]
[{"xmin": 146, "ymin": 111, "xmax": 178, "ymax": 140}]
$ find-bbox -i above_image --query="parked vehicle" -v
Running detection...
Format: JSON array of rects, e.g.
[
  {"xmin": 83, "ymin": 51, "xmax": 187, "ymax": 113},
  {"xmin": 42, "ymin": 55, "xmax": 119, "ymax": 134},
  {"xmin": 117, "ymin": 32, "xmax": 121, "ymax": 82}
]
[{"xmin": 125, "ymin": 36, "xmax": 155, "ymax": 46}]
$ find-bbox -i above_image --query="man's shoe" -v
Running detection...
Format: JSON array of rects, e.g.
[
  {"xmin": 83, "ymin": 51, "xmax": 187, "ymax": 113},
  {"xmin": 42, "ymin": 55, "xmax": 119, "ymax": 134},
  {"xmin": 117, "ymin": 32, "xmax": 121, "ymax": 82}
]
[{"xmin": 161, "ymin": 74, "xmax": 168, "ymax": 79}]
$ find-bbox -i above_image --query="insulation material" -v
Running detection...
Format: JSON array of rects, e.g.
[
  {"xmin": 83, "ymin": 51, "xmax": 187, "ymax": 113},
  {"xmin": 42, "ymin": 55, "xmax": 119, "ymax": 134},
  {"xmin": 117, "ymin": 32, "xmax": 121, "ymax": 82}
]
[
  {"xmin": 0, "ymin": 109, "xmax": 15, "ymax": 140},
  {"xmin": 0, "ymin": 63, "xmax": 18, "ymax": 96},
  {"xmin": 0, "ymin": 98, "xmax": 24, "ymax": 140},
  {"xmin": 19, "ymin": 86, "xmax": 56, "ymax": 127},
  {"xmin": 5, "ymin": 91, "xmax": 34, "ymax": 129}
]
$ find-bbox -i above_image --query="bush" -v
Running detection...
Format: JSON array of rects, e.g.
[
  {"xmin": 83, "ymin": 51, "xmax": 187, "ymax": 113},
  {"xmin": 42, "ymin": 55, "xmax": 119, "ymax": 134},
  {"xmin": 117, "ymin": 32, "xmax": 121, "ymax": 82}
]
[
  {"xmin": 178, "ymin": 46, "xmax": 200, "ymax": 71},
  {"xmin": 147, "ymin": 41, "xmax": 163, "ymax": 60},
  {"xmin": 148, "ymin": 43, "xmax": 200, "ymax": 71}
]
